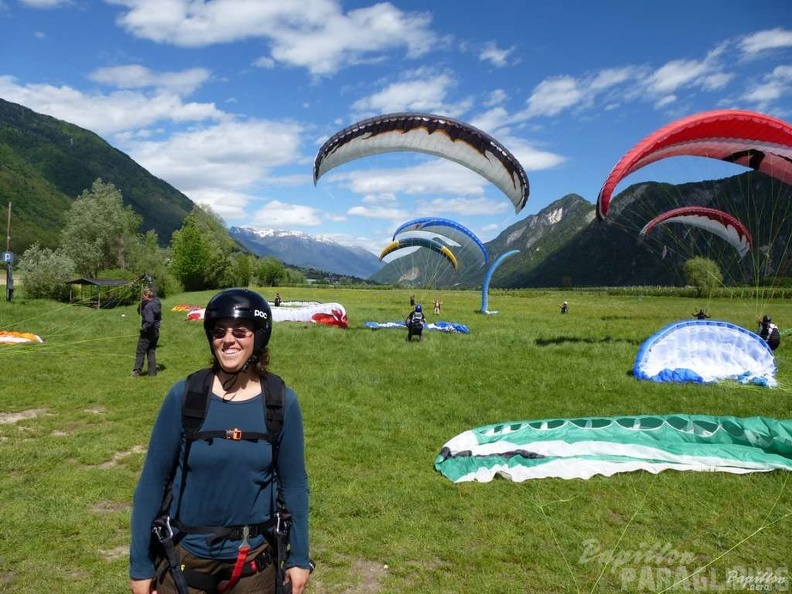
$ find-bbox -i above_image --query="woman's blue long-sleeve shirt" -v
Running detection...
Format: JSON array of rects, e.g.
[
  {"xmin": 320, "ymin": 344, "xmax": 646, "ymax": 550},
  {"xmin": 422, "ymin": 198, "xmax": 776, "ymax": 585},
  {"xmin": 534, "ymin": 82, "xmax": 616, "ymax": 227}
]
[{"xmin": 130, "ymin": 378, "xmax": 310, "ymax": 579}]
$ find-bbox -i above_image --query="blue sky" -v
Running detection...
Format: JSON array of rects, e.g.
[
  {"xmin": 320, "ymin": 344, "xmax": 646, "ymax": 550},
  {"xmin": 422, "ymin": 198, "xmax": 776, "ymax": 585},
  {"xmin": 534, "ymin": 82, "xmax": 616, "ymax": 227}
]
[{"xmin": 1, "ymin": 0, "xmax": 790, "ymax": 255}]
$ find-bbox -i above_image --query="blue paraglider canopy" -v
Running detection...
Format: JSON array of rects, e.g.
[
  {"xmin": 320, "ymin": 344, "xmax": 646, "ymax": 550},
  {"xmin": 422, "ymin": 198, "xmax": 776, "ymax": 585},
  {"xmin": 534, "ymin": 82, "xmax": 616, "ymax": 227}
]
[{"xmin": 633, "ymin": 320, "xmax": 777, "ymax": 387}]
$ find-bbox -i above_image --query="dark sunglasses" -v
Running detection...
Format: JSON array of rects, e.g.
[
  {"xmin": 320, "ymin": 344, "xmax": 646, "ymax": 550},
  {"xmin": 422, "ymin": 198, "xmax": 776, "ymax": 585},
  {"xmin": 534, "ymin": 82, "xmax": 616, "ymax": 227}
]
[{"xmin": 211, "ymin": 327, "xmax": 254, "ymax": 340}]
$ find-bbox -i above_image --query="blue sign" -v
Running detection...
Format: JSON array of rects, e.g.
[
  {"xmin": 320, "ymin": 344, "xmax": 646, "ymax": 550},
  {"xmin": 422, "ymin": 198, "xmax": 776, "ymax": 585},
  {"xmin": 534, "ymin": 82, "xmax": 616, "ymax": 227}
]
[{"xmin": 2, "ymin": 251, "xmax": 13, "ymax": 264}]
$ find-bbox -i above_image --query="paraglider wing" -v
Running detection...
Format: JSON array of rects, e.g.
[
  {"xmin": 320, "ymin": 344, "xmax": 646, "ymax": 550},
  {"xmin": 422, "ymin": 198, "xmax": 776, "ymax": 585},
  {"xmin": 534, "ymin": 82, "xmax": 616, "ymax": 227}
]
[
  {"xmin": 638, "ymin": 206, "xmax": 753, "ymax": 259},
  {"xmin": 634, "ymin": 320, "xmax": 776, "ymax": 387},
  {"xmin": 479, "ymin": 250, "xmax": 520, "ymax": 313},
  {"xmin": 393, "ymin": 217, "xmax": 489, "ymax": 266},
  {"xmin": 597, "ymin": 109, "xmax": 792, "ymax": 220},
  {"xmin": 314, "ymin": 113, "xmax": 530, "ymax": 213},
  {"xmin": 435, "ymin": 414, "xmax": 792, "ymax": 482},
  {"xmin": 379, "ymin": 236, "xmax": 459, "ymax": 271}
]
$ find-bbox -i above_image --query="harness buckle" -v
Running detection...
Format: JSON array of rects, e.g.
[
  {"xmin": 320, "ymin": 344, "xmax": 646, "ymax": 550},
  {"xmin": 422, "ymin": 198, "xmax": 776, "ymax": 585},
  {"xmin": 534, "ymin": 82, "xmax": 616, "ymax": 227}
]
[
  {"xmin": 153, "ymin": 515, "xmax": 174, "ymax": 542},
  {"xmin": 226, "ymin": 428, "xmax": 243, "ymax": 440}
]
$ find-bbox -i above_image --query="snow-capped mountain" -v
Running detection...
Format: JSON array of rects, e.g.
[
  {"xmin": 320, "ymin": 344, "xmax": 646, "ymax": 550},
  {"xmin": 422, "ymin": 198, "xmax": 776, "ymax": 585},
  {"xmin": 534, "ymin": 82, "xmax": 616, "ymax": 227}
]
[{"xmin": 229, "ymin": 227, "xmax": 384, "ymax": 279}]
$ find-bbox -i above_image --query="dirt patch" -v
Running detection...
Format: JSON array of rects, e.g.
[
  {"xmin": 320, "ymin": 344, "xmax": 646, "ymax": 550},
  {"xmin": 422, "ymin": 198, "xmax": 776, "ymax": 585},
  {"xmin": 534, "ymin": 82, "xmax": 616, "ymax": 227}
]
[
  {"xmin": 98, "ymin": 444, "xmax": 146, "ymax": 468},
  {"xmin": 91, "ymin": 500, "xmax": 130, "ymax": 514},
  {"xmin": 346, "ymin": 559, "xmax": 388, "ymax": 593},
  {"xmin": 0, "ymin": 408, "xmax": 46, "ymax": 425},
  {"xmin": 102, "ymin": 545, "xmax": 129, "ymax": 562}
]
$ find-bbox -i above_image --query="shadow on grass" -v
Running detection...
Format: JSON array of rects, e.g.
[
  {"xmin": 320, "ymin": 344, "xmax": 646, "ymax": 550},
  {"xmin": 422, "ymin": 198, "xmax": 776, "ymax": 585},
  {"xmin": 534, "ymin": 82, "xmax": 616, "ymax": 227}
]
[{"xmin": 534, "ymin": 336, "xmax": 642, "ymax": 346}]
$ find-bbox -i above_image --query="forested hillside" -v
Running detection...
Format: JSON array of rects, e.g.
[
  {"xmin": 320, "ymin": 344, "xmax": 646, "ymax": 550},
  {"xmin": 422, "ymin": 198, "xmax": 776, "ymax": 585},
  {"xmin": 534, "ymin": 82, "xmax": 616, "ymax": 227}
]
[{"xmin": 0, "ymin": 99, "xmax": 195, "ymax": 254}]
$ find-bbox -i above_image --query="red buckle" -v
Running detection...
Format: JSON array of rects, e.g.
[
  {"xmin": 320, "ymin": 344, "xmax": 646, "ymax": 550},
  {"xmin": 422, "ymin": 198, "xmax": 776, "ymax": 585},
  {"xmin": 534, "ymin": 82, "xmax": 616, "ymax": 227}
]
[{"xmin": 226, "ymin": 428, "xmax": 243, "ymax": 440}]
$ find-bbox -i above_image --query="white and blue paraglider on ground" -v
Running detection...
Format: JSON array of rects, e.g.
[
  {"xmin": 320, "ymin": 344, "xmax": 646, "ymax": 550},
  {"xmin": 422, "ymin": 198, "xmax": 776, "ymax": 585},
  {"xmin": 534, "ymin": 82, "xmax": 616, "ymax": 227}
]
[
  {"xmin": 479, "ymin": 250, "xmax": 520, "ymax": 314},
  {"xmin": 435, "ymin": 414, "xmax": 792, "ymax": 482},
  {"xmin": 633, "ymin": 320, "xmax": 777, "ymax": 387}
]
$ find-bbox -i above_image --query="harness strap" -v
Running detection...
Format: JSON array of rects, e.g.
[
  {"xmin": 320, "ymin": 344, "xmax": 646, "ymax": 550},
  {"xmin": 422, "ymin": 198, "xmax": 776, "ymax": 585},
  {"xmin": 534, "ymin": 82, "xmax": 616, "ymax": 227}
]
[
  {"xmin": 218, "ymin": 527, "xmax": 251, "ymax": 594},
  {"xmin": 186, "ymin": 429, "xmax": 273, "ymax": 442},
  {"xmin": 171, "ymin": 518, "xmax": 277, "ymax": 544},
  {"xmin": 152, "ymin": 516, "xmax": 190, "ymax": 594}
]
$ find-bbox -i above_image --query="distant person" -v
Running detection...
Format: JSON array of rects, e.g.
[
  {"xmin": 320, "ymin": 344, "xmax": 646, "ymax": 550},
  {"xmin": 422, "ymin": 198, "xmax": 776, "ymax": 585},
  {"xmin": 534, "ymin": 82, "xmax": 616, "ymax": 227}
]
[
  {"xmin": 693, "ymin": 309, "xmax": 710, "ymax": 320},
  {"xmin": 560, "ymin": 301, "xmax": 569, "ymax": 314},
  {"xmin": 406, "ymin": 304, "xmax": 426, "ymax": 342},
  {"xmin": 433, "ymin": 298, "xmax": 442, "ymax": 315},
  {"xmin": 409, "ymin": 295, "xmax": 416, "ymax": 307},
  {"xmin": 758, "ymin": 315, "xmax": 780, "ymax": 351},
  {"xmin": 274, "ymin": 292, "xmax": 282, "ymax": 307},
  {"xmin": 131, "ymin": 287, "xmax": 161, "ymax": 377}
]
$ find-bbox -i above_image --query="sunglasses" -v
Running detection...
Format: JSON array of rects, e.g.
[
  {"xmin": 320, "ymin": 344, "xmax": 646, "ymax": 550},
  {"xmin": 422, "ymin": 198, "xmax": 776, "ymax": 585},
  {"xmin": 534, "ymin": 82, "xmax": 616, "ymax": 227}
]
[{"xmin": 211, "ymin": 327, "xmax": 254, "ymax": 340}]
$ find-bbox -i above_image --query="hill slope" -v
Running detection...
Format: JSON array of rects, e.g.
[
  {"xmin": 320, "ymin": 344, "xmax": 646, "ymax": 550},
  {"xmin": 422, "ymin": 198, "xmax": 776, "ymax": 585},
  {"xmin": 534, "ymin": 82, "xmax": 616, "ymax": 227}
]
[{"xmin": 0, "ymin": 98, "xmax": 195, "ymax": 253}]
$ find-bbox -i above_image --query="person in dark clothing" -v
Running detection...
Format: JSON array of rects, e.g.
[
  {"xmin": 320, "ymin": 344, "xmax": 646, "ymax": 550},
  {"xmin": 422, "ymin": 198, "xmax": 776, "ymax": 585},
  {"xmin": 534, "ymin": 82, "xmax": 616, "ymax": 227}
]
[
  {"xmin": 560, "ymin": 301, "xmax": 569, "ymax": 314},
  {"xmin": 406, "ymin": 304, "xmax": 426, "ymax": 342},
  {"xmin": 132, "ymin": 287, "xmax": 162, "ymax": 377},
  {"xmin": 129, "ymin": 288, "xmax": 311, "ymax": 594},
  {"xmin": 409, "ymin": 294, "xmax": 416, "ymax": 307},
  {"xmin": 693, "ymin": 309, "xmax": 710, "ymax": 320},
  {"xmin": 758, "ymin": 315, "xmax": 781, "ymax": 351},
  {"xmin": 274, "ymin": 292, "xmax": 282, "ymax": 307}
]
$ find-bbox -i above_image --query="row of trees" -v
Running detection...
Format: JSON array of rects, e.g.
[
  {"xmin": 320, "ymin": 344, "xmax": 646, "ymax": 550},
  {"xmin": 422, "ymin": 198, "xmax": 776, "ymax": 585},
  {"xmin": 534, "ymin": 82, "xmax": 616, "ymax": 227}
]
[{"xmin": 17, "ymin": 179, "xmax": 303, "ymax": 300}]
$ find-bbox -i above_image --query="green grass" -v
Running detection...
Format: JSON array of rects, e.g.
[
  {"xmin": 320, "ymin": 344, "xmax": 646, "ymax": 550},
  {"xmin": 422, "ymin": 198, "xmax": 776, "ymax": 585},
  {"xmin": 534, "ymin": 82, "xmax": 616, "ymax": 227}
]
[{"xmin": 1, "ymin": 288, "xmax": 790, "ymax": 593}]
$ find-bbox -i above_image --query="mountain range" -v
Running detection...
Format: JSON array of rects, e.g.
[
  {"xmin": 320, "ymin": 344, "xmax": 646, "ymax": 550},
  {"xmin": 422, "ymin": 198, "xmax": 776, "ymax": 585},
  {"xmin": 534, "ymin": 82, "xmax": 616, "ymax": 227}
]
[{"xmin": 2, "ymin": 97, "xmax": 790, "ymax": 287}]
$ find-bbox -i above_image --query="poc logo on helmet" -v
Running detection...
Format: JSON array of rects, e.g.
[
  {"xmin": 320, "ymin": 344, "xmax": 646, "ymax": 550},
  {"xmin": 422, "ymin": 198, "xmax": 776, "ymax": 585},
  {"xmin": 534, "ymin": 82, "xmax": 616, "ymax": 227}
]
[{"xmin": 254, "ymin": 309, "xmax": 268, "ymax": 319}]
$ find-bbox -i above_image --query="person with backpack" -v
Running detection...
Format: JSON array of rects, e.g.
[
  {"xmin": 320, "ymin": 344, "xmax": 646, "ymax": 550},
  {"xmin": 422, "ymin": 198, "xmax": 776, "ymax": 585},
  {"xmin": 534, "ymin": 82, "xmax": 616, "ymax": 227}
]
[
  {"xmin": 129, "ymin": 288, "xmax": 311, "ymax": 594},
  {"xmin": 758, "ymin": 315, "xmax": 781, "ymax": 351},
  {"xmin": 406, "ymin": 304, "xmax": 426, "ymax": 342}
]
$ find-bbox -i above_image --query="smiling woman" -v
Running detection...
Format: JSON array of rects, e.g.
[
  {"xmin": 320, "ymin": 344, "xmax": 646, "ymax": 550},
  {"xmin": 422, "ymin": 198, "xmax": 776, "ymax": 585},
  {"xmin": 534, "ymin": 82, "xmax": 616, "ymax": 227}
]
[{"xmin": 129, "ymin": 288, "xmax": 313, "ymax": 594}]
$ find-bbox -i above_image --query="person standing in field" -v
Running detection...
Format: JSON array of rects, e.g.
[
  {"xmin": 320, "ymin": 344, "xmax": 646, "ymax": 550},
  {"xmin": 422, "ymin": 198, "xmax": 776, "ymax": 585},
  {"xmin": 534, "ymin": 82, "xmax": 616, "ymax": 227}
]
[
  {"xmin": 560, "ymin": 301, "xmax": 569, "ymax": 314},
  {"xmin": 129, "ymin": 288, "xmax": 311, "ymax": 594},
  {"xmin": 132, "ymin": 287, "xmax": 162, "ymax": 377},
  {"xmin": 693, "ymin": 309, "xmax": 710, "ymax": 320},
  {"xmin": 433, "ymin": 298, "xmax": 442, "ymax": 315}
]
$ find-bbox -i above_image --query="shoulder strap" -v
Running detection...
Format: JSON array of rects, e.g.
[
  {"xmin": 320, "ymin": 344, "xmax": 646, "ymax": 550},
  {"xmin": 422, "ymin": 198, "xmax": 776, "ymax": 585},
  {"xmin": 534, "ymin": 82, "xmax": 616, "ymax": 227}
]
[{"xmin": 170, "ymin": 369, "xmax": 288, "ymax": 521}]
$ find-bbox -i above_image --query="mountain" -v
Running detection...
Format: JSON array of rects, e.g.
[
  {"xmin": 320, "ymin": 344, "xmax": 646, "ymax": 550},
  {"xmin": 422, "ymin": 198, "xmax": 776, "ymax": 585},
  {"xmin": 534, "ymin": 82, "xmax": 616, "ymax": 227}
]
[
  {"xmin": 229, "ymin": 227, "xmax": 384, "ymax": 279},
  {"xmin": 372, "ymin": 171, "xmax": 792, "ymax": 288},
  {"xmin": 371, "ymin": 194, "xmax": 595, "ymax": 288},
  {"xmin": 0, "ymin": 98, "xmax": 195, "ymax": 254}
]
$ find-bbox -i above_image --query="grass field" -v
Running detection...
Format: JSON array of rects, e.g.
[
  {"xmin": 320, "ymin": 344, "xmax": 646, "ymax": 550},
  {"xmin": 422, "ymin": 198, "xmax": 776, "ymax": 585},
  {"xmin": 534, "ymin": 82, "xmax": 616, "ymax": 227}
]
[{"xmin": 1, "ymin": 287, "xmax": 790, "ymax": 593}]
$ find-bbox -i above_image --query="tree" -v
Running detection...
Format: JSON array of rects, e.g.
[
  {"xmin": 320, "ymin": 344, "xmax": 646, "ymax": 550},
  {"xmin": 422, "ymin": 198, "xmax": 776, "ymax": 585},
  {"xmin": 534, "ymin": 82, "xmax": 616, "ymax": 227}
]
[
  {"xmin": 60, "ymin": 179, "xmax": 142, "ymax": 277},
  {"xmin": 17, "ymin": 244, "xmax": 76, "ymax": 300},
  {"xmin": 256, "ymin": 257, "xmax": 286, "ymax": 287},
  {"xmin": 684, "ymin": 257, "xmax": 723, "ymax": 298},
  {"xmin": 170, "ymin": 216, "xmax": 212, "ymax": 291}
]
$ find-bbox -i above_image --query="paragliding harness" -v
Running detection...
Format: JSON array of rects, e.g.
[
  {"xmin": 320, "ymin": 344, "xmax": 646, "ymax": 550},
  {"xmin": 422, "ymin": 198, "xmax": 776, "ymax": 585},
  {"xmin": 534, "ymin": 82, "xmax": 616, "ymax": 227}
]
[
  {"xmin": 408, "ymin": 313, "xmax": 425, "ymax": 334},
  {"xmin": 152, "ymin": 368, "xmax": 294, "ymax": 594}
]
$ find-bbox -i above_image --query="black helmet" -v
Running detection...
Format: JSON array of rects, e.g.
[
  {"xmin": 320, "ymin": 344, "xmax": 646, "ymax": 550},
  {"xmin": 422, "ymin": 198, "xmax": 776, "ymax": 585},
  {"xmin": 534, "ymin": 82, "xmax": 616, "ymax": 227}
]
[
  {"xmin": 203, "ymin": 288, "xmax": 272, "ymax": 368},
  {"xmin": 762, "ymin": 315, "xmax": 772, "ymax": 324}
]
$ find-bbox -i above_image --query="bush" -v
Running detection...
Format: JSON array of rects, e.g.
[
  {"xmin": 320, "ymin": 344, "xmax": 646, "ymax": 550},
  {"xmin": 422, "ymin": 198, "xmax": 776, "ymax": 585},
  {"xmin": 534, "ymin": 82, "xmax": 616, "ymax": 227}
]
[{"xmin": 17, "ymin": 244, "xmax": 76, "ymax": 300}]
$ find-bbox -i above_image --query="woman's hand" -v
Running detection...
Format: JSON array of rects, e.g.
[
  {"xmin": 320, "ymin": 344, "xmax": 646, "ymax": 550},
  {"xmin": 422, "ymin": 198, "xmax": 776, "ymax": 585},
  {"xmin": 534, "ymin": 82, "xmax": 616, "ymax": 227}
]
[{"xmin": 284, "ymin": 566, "xmax": 311, "ymax": 594}]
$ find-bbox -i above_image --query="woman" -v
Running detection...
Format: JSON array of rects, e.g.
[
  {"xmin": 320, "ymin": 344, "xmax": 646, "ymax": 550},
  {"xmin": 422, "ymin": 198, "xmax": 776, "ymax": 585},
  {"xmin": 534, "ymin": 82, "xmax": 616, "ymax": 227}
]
[{"xmin": 130, "ymin": 288, "xmax": 311, "ymax": 594}]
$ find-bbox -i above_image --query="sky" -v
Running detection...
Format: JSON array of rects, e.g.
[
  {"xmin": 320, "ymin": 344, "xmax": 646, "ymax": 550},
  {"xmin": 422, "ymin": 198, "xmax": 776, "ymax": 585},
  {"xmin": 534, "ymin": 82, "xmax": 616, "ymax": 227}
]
[{"xmin": 1, "ymin": 0, "xmax": 791, "ymax": 255}]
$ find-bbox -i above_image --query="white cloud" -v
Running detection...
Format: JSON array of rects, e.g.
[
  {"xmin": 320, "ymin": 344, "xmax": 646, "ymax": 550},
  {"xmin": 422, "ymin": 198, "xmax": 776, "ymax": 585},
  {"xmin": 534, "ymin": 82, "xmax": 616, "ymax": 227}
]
[
  {"xmin": 20, "ymin": 0, "xmax": 70, "ymax": 7},
  {"xmin": 739, "ymin": 28, "xmax": 792, "ymax": 56},
  {"xmin": 89, "ymin": 65, "xmax": 211, "ymax": 94},
  {"xmin": 109, "ymin": 0, "xmax": 438, "ymax": 76},
  {"xmin": 0, "ymin": 75, "xmax": 226, "ymax": 135},
  {"xmin": 479, "ymin": 42, "xmax": 514, "ymax": 68},
  {"xmin": 351, "ymin": 72, "xmax": 460, "ymax": 115},
  {"xmin": 741, "ymin": 65, "xmax": 792, "ymax": 108},
  {"xmin": 123, "ymin": 119, "xmax": 304, "ymax": 219},
  {"xmin": 523, "ymin": 76, "xmax": 584, "ymax": 118},
  {"xmin": 252, "ymin": 200, "xmax": 324, "ymax": 227}
]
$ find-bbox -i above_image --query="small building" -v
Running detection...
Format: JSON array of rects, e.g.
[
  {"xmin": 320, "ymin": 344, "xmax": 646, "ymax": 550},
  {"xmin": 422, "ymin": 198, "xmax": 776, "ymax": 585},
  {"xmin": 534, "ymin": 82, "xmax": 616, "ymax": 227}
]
[{"xmin": 64, "ymin": 278, "xmax": 133, "ymax": 308}]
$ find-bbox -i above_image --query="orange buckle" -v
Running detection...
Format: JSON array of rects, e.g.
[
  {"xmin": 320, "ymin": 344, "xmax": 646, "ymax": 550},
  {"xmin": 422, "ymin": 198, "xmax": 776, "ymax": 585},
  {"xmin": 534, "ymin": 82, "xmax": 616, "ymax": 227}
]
[{"xmin": 226, "ymin": 428, "xmax": 243, "ymax": 440}]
